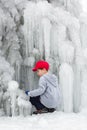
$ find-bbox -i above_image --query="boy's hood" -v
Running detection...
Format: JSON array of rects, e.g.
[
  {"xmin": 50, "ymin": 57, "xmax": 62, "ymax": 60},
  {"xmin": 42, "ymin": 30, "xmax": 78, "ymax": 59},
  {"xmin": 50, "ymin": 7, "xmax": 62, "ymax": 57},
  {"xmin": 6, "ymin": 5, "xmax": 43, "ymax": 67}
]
[{"xmin": 43, "ymin": 73, "xmax": 58, "ymax": 87}]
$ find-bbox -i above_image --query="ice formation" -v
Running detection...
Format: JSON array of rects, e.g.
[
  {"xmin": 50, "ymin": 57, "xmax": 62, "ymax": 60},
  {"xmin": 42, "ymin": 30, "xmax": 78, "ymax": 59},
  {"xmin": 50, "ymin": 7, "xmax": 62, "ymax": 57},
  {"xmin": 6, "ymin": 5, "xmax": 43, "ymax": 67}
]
[
  {"xmin": 0, "ymin": 0, "xmax": 87, "ymax": 116},
  {"xmin": 8, "ymin": 81, "xmax": 19, "ymax": 116},
  {"xmin": 59, "ymin": 63, "xmax": 74, "ymax": 112},
  {"xmin": 7, "ymin": 80, "xmax": 32, "ymax": 116}
]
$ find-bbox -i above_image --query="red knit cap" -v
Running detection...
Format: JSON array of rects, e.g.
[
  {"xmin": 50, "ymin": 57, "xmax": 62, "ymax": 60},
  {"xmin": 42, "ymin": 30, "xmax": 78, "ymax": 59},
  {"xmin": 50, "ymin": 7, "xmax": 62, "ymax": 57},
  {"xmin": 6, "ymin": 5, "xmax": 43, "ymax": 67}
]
[{"xmin": 32, "ymin": 60, "xmax": 49, "ymax": 72}]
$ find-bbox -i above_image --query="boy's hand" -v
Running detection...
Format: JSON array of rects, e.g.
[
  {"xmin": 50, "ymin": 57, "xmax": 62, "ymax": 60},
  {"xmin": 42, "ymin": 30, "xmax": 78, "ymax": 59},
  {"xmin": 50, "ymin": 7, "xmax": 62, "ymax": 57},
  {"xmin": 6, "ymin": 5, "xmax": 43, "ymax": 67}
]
[{"xmin": 25, "ymin": 90, "xmax": 29, "ymax": 95}]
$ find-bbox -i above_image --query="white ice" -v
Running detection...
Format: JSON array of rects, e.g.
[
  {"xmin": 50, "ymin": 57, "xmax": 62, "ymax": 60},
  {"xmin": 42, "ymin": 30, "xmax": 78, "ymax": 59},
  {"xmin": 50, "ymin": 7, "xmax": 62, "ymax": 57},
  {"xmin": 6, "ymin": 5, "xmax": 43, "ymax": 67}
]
[{"xmin": 0, "ymin": 0, "xmax": 87, "ymax": 117}]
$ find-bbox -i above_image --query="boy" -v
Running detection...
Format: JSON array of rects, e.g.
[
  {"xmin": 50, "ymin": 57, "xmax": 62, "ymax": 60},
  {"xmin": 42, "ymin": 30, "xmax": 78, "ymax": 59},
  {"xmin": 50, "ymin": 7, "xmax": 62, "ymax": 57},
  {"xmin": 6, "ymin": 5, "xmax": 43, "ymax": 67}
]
[{"xmin": 25, "ymin": 60, "xmax": 60, "ymax": 114}]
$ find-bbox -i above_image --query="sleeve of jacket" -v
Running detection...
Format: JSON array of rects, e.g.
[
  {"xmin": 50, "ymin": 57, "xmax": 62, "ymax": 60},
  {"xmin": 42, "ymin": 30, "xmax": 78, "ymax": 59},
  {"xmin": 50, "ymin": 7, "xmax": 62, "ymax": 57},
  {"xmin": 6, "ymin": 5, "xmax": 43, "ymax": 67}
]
[{"xmin": 29, "ymin": 76, "xmax": 46, "ymax": 97}]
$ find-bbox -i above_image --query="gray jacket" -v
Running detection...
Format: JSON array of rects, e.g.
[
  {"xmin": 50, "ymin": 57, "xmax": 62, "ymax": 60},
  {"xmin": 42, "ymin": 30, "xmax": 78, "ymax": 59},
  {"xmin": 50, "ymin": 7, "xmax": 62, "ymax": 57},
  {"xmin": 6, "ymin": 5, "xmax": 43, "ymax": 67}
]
[{"xmin": 29, "ymin": 73, "xmax": 60, "ymax": 108}]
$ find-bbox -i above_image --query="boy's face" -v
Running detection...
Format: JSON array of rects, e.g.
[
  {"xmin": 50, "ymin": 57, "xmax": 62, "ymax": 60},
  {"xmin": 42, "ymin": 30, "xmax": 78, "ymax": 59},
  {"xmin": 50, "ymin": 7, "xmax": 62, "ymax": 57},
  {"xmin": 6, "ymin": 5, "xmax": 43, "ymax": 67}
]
[{"xmin": 36, "ymin": 68, "xmax": 48, "ymax": 77}]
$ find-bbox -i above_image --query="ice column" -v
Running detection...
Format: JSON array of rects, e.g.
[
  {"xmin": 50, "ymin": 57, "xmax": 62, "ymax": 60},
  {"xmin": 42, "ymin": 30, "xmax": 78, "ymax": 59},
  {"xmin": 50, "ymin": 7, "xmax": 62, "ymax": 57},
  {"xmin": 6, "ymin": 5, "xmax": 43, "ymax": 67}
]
[
  {"xmin": 17, "ymin": 96, "xmax": 32, "ymax": 116},
  {"xmin": 68, "ymin": 21, "xmax": 81, "ymax": 112},
  {"xmin": 79, "ymin": 14, "xmax": 87, "ymax": 113},
  {"xmin": 23, "ymin": 56, "xmax": 35, "ymax": 90},
  {"xmin": 8, "ymin": 81, "xmax": 19, "ymax": 116},
  {"xmin": 59, "ymin": 42, "xmax": 74, "ymax": 112},
  {"xmin": 42, "ymin": 18, "xmax": 51, "ymax": 60}
]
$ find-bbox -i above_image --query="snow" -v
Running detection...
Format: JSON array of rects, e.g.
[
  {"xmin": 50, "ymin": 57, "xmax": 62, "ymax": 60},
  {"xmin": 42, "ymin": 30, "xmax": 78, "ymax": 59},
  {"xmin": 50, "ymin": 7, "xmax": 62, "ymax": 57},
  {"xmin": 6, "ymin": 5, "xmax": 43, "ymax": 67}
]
[{"xmin": 0, "ymin": 112, "xmax": 87, "ymax": 130}]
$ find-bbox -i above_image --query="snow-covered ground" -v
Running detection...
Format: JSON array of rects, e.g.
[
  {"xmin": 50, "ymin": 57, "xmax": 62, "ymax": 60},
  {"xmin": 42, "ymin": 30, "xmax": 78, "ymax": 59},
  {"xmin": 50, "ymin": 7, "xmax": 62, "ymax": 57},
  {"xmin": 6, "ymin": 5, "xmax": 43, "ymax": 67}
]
[{"xmin": 0, "ymin": 112, "xmax": 87, "ymax": 130}]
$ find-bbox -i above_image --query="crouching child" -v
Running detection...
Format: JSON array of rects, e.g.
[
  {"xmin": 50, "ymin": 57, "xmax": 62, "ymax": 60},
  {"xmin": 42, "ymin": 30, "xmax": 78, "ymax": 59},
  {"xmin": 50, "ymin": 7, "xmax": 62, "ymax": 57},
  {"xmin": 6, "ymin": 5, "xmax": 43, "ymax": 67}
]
[{"xmin": 25, "ymin": 60, "xmax": 61, "ymax": 114}]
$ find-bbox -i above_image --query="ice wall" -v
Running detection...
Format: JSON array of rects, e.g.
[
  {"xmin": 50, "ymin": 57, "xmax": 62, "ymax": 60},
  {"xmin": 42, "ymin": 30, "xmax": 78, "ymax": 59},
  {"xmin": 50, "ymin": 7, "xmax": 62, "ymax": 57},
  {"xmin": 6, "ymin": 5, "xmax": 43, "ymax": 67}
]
[
  {"xmin": 0, "ymin": 0, "xmax": 87, "ymax": 116},
  {"xmin": 22, "ymin": 0, "xmax": 87, "ymax": 113}
]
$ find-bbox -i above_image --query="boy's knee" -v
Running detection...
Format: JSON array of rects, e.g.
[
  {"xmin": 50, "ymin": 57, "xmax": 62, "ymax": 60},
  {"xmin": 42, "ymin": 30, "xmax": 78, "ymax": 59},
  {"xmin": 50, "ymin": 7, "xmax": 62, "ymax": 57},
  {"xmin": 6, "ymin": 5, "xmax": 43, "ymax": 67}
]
[
  {"xmin": 30, "ymin": 97, "xmax": 33, "ymax": 103},
  {"xmin": 30, "ymin": 97, "xmax": 37, "ymax": 105}
]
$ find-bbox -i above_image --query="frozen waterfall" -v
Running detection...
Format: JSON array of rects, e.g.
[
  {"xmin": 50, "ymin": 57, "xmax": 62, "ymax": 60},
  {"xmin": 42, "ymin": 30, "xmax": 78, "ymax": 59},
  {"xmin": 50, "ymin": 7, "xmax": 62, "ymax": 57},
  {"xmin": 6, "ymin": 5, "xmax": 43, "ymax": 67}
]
[
  {"xmin": 22, "ymin": 0, "xmax": 87, "ymax": 113},
  {"xmin": 0, "ymin": 0, "xmax": 87, "ymax": 116}
]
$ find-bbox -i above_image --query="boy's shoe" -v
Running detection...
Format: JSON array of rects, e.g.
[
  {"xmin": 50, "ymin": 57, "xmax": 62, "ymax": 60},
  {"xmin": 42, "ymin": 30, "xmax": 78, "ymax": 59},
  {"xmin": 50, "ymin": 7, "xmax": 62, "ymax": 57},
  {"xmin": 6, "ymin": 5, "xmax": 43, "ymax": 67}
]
[
  {"xmin": 47, "ymin": 108, "xmax": 55, "ymax": 113},
  {"xmin": 33, "ymin": 108, "xmax": 48, "ymax": 114}
]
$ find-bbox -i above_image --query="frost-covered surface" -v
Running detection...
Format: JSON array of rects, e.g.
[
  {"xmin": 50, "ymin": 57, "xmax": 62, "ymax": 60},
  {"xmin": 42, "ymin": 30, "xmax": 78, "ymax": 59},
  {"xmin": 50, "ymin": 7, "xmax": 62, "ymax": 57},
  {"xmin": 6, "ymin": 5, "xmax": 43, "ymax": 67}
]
[
  {"xmin": 22, "ymin": 0, "xmax": 87, "ymax": 113},
  {"xmin": 59, "ymin": 63, "xmax": 74, "ymax": 112},
  {"xmin": 0, "ymin": 0, "xmax": 87, "ymax": 116},
  {"xmin": 8, "ymin": 81, "xmax": 19, "ymax": 116},
  {"xmin": 0, "ymin": 112, "xmax": 87, "ymax": 130},
  {"xmin": 3, "ymin": 80, "xmax": 32, "ymax": 116}
]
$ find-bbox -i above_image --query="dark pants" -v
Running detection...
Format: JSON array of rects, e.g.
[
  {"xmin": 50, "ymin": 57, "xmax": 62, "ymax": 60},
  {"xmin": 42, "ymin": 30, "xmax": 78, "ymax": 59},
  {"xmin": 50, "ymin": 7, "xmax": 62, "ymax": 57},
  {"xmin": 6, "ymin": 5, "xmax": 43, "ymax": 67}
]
[{"xmin": 30, "ymin": 96, "xmax": 46, "ymax": 110}]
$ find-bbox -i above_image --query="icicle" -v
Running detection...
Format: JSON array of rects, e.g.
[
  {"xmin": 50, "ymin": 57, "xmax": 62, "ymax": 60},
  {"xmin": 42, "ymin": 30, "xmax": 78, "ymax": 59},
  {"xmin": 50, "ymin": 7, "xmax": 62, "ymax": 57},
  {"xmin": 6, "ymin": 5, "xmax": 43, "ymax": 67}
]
[
  {"xmin": 17, "ymin": 96, "xmax": 32, "ymax": 116},
  {"xmin": 42, "ymin": 18, "xmax": 51, "ymax": 60},
  {"xmin": 8, "ymin": 81, "xmax": 19, "ymax": 116},
  {"xmin": 58, "ymin": 41, "xmax": 74, "ymax": 64},
  {"xmin": 59, "ymin": 63, "xmax": 74, "ymax": 112},
  {"xmin": 80, "ymin": 48, "xmax": 87, "ymax": 113},
  {"xmin": 23, "ymin": 56, "xmax": 35, "ymax": 90}
]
